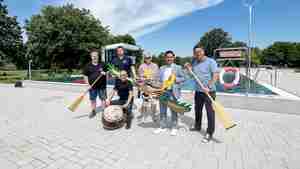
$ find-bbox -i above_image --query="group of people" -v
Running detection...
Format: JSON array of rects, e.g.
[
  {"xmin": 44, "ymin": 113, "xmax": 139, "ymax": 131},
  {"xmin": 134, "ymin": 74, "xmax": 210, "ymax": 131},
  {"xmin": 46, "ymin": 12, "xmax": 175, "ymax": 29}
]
[{"xmin": 82, "ymin": 45, "xmax": 219, "ymax": 143}]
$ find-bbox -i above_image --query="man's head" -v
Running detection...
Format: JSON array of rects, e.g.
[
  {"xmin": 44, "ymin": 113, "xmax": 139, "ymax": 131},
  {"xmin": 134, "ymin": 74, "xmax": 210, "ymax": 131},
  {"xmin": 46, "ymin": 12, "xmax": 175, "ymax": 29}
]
[
  {"xmin": 116, "ymin": 46, "xmax": 125, "ymax": 58},
  {"xmin": 164, "ymin": 50, "xmax": 175, "ymax": 65},
  {"xmin": 90, "ymin": 49, "xmax": 99, "ymax": 63},
  {"xmin": 193, "ymin": 45, "xmax": 206, "ymax": 61},
  {"xmin": 144, "ymin": 52, "xmax": 152, "ymax": 64},
  {"xmin": 120, "ymin": 70, "xmax": 128, "ymax": 82}
]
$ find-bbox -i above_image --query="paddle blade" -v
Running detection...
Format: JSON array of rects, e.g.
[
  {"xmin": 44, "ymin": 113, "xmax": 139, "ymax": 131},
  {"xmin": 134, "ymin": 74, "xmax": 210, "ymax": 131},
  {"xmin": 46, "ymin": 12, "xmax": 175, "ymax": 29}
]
[
  {"xmin": 211, "ymin": 100, "xmax": 237, "ymax": 130},
  {"xmin": 68, "ymin": 95, "xmax": 85, "ymax": 112}
]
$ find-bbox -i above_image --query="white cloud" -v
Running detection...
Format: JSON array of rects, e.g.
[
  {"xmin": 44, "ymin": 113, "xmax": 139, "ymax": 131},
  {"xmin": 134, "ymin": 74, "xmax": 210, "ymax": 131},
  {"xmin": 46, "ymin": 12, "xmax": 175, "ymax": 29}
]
[{"xmin": 57, "ymin": 0, "xmax": 224, "ymax": 37}]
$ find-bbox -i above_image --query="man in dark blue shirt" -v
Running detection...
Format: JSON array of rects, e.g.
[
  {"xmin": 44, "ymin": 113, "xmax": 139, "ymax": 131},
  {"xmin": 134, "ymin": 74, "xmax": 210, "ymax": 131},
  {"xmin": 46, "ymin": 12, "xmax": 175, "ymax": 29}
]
[{"xmin": 111, "ymin": 46, "xmax": 137, "ymax": 79}]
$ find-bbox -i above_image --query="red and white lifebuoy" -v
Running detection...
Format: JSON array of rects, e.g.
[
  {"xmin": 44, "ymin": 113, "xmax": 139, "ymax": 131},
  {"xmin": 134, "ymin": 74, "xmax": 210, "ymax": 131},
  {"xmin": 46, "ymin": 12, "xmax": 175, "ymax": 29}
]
[{"xmin": 219, "ymin": 67, "xmax": 240, "ymax": 89}]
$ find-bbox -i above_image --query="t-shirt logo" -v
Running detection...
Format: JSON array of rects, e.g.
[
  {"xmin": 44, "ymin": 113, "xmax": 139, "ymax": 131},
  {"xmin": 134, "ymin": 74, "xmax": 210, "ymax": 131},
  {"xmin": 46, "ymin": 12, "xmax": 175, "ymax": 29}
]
[
  {"xmin": 123, "ymin": 60, "xmax": 127, "ymax": 64},
  {"xmin": 144, "ymin": 68, "xmax": 153, "ymax": 79}
]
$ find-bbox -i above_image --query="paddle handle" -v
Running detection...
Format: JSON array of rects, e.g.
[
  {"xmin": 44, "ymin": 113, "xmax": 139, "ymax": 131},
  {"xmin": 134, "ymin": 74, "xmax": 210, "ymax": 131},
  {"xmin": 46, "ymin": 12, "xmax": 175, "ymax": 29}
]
[
  {"xmin": 188, "ymin": 69, "xmax": 214, "ymax": 101},
  {"xmin": 84, "ymin": 72, "xmax": 105, "ymax": 94}
]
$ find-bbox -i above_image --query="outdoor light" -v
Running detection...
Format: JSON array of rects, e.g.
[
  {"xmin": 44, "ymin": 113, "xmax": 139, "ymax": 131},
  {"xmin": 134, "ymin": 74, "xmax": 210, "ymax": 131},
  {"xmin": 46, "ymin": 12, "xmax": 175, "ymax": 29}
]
[{"xmin": 28, "ymin": 59, "xmax": 32, "ymax": 80}]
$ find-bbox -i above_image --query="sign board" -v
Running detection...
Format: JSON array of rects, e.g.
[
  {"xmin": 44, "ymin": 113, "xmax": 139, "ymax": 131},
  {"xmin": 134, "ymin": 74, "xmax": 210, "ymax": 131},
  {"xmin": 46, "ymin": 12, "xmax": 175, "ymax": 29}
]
[{"xmin": 219, "ymin": 51, "xmax": 243, "ymax": 58}]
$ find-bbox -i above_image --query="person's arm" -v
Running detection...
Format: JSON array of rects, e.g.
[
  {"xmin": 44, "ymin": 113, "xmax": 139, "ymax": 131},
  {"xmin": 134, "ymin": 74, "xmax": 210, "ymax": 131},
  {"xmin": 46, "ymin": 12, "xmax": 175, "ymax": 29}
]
[
  {"xmin": 107, "ymin": 89, "xmax": 116, "ymax": 101},
  {"xmin": 106, "ymin": 89, "xmax": 116, "ymax": 106},
  {"xmin": 208, "ymin": 60, "xmax": 219, "ymax": 88},
  {"xmin": 159, "ymin": 67, "xmax": 164, "ymax": 83},
  {"xmin": 106, "ymin": 80, "xmax": 118, "ymax": 105},
  {"xmin": 153, "ymin": 64, "xmax": 160, "ymax": 81},
  {"xmin": 131, "ymin": 66, "xmax": 137, "ymax": 80},
  {"xmin": 138, "ymin": 65, "xmax": 144, "ymax": 81},
  {"xmin": 123, "ymin": 90, "xmax": 133, "ymax": 108},
  {"xmin": 128, "ymin": 57, "xmax": 137, "ymax": 80},
  {"xmin": 208, "ymin": 73, "xmax": 219, "ymax": 86}
]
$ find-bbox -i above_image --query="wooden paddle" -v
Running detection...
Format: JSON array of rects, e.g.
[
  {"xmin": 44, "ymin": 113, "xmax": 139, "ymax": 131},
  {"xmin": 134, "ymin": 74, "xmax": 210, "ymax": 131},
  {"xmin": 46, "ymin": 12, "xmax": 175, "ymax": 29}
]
[
  {"xmin": 188, "ymin": 69, "xmax": 237, "ymax": 130},
  {"xmin": 68, "ymin": 73, "xmax": 104, "ymax": 112}
]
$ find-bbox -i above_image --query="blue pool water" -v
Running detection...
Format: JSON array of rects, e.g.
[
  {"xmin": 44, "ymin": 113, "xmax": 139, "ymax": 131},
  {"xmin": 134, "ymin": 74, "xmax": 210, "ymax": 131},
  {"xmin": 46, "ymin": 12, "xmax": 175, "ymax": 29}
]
[
  {"xmin": 181, "ymin": 73, "xmax": 277, "ymax": 95},
  {"xmin": 44, "ymin": 72, "xmax": 277, "ymax": 95}
]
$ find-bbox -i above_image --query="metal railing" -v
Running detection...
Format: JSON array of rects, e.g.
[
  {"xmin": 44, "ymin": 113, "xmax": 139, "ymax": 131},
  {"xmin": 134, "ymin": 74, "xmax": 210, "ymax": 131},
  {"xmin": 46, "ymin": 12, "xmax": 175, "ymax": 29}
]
[{"xmin": 253, "ymin": 65, "xmax": 279, "ymax": 87}]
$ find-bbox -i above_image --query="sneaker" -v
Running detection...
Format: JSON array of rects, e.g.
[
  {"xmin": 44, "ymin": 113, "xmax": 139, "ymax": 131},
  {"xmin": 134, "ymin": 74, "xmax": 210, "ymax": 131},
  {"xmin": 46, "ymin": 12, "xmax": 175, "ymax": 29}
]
[
  {"xmin": 89, "ymin": 110, "xmax": 96, "ymax": 119},
  {"xmin": 125, "ymin": 125, "xmax": 131, "ymax": 129},
  {"xmin": 202, "ymin": 134, "xmax": 212, "ymax": 143},
  {"xmin": 170, "ymin": 129, "xmax": 178, "ymax": 136},
  {"xmin": 153, "ymin": 128, "xmax": 166, "ymax": 134}
]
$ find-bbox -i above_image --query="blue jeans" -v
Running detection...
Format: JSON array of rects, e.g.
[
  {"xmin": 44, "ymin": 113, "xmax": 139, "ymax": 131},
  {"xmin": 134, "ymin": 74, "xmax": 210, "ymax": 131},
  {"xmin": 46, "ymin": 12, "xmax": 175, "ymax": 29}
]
[
  {"xmin": 159, "ymin": 91, "xmax": 178, "ymax": 128},
  {"xmin": 89, "ymin": 88, "xmax": 107, "ymax": 101}
]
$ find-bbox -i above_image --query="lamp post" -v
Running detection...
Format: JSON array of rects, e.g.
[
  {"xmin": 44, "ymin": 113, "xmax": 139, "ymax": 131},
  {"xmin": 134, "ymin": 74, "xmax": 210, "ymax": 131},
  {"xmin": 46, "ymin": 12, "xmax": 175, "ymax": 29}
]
[
  {"xmin": 28, "ymin": 59, "xmax": 32, "ymax": 80},
  {"xmin": 243, "ymin": 0, "xmax": 258, "ymax": 95}
]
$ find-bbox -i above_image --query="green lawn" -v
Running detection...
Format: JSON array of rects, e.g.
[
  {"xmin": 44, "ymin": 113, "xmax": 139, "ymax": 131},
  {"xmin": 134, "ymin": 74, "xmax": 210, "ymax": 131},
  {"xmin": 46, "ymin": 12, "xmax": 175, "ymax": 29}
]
[{"xmin": 0, "ymin": 69, "xmax": 83, "ymax": 84}]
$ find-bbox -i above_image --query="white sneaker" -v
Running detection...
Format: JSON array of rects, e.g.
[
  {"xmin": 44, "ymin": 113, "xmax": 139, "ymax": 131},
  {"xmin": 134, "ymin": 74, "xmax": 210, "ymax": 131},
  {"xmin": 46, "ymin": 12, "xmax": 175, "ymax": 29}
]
[
  {"xmin": 170, "ymin": 129, "xmax": 178, "ymax": 136},
  {"xmin": 153, "ymin": 128, "xmax": 166, "ymax": 134}
]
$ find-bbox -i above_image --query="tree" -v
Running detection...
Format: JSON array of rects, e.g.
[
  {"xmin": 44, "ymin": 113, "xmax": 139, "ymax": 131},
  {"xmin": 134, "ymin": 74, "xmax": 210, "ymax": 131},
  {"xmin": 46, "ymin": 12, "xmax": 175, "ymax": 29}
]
[
  {"xmin": 152, "ymin": 52, "xmax": 165, "ymax": 67},
  {"xmin": 0, "ymin": 0, "xmax": 25, "ymax": 69},
  {"xmin": 109, "ymin": 34, "xmax": 136, "ymax": 45},
  {"xmin": 197, "ymin": 28, "xmax": 232, "ymax": 57},
  {"xmin": 261, "ymin": 42, "xmax": 300, "ymax": 67},
  {"xmin": 227, "ymin": 41, "xmax": 247, "ymax": 48},
  {"xmin": 251, "ymin": 47, "xmax": 262, "ymax": 66},
  {"xmin": 295, "ymin": 43, "xmax": 300, "ymax": 67},
  {"xmin": 25, "ymin": 4, "xmax": 110, "ymax": 70}
]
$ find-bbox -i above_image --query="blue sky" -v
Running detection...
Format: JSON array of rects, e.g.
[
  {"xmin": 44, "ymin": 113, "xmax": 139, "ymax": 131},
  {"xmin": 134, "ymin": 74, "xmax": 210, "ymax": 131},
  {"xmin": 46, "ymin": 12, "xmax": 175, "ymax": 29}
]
[{"xmin": 4, "ymin": 0, "xmax": 300, "ymax": 56}]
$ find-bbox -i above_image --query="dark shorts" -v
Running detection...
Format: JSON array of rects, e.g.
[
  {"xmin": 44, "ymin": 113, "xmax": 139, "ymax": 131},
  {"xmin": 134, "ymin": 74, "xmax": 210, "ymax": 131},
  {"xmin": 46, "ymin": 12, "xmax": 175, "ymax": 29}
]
[{"xmin": 89, "ymin": 88, "xmax": 107, "ymax": 101}]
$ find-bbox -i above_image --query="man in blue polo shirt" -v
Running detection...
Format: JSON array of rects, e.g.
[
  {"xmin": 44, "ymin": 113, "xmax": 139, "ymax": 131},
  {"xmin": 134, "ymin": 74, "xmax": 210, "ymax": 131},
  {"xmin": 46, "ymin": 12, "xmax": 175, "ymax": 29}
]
[
  {"xmin": 185, "ymin": 45, "xmax": 219, "ymax": 143},
  {"xmin": 111, "ymin": 46, "xmax": 137, "ymax": 79}
]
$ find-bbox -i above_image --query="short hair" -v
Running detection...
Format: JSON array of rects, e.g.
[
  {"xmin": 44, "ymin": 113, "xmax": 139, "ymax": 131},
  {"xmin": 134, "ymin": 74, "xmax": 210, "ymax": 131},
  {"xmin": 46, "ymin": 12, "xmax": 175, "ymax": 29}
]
[
  {"xmin": 89, "ymin": 48, "xmax": 99, "ymax": 54},
  {"xmin": 116, "ymin": 46, "xmax": 124, "ymax": 50},
  {"xmin": 164, "ymin": 50, "xmax": 175, "ymax": 57},
  {"xmin": 193, "ymin": 44, "xmax": 206, "ymax": 54}
]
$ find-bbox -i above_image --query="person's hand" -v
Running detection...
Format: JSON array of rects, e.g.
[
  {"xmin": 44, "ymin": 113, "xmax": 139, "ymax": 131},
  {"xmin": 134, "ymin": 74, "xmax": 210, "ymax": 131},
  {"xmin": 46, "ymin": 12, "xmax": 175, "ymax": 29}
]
[
  {"xmin": 203, "ymin": 86, "xmax": 210, "ymax": 94},
  {"xmin": 86, "ymin": 83, "xmax": 91, "ymax": 88},
  {"xmin": 100, "ymin": 71, "xmax": 106, "ymax": 75},
  {"xmin": 184, "ymin": 63, "xmax": 192, "ymax": 71},
  {"xmin": 105, "ymin": 99, "xmax": 111, "ymax": 107},
  {"xmin": 122, "ymin": 104, "xmax": 128, "ymax": 109}
]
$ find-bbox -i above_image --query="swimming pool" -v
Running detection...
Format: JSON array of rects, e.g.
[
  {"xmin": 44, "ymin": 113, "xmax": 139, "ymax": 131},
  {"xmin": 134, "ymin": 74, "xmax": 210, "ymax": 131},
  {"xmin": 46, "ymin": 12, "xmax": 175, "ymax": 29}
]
[
  {"xmin": 181, "ymin": 73, "xmax": 277, "ymax": 95},
  {"xmin": 42, "ymin": 72, "xmax": 277, "ymax": 95}
]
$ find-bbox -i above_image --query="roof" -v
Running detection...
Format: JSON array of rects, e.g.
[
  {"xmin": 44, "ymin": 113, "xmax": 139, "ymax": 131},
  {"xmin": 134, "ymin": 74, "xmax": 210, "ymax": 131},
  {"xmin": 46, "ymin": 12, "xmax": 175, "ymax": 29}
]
[{"xmin": 104, "ymin": 43, "xmax": 141, "ymax": 51}]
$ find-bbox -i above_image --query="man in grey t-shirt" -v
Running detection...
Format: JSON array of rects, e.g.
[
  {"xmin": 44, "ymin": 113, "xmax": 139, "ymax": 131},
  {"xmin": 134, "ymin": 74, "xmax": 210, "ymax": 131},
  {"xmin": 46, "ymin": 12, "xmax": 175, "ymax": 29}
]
[{"xmin": 185, "ymin": 45, "xmax": 219, "ymax": 143}]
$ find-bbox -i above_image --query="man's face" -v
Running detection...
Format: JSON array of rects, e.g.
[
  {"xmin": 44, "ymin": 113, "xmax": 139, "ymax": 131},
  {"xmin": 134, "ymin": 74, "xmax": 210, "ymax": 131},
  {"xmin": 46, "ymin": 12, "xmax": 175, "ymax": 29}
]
[
  {"xmin": 117, "ymin": 48, "xmax": 124, "ymax": 57},
  {"xmin": 165, "ymin": 53, "xmax": 175, "ymax": 65},
  {"xmin": 90, "ymin": 52, "xmax": 99, "ymax": 63},
  {"xmin": 120, "ymin": 71, "xmax": 128, "ymax": 81},
  {"xmin": 194, "ymin": 48, "xmax": 205, "ymax": 61}
]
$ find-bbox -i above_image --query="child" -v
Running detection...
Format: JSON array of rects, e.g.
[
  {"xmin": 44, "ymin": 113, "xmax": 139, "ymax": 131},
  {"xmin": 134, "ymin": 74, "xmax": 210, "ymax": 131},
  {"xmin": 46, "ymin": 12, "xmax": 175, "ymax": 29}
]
[
  {"xmin": 82, "ymin": 49, "xmax": 106, "ymax": 118},
  {"xmin": 106, "ymin": 70, "xmax": 134, "ymax": 129}
]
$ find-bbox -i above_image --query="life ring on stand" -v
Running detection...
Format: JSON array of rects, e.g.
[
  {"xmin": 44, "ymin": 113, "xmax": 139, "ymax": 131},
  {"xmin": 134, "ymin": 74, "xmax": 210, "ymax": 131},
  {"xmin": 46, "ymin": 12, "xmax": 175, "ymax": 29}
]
[{"xmin": 219, "ymin": 67, "xmax": 240, "ymax": 89}]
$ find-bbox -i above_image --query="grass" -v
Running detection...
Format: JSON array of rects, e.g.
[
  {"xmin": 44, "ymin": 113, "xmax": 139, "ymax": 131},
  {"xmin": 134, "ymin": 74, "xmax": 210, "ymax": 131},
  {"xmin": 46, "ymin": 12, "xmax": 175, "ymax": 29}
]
[{"xmin": 0, "ymin": 69, "xmax": 83, "ymax": 84}]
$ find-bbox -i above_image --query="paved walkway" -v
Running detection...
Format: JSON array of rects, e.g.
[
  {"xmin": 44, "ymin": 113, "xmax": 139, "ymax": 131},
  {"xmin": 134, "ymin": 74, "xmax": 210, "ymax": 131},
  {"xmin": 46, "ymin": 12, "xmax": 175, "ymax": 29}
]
[{"xmin": 0, "ymin": 84, "xmax": 299, "ymax": 169}]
